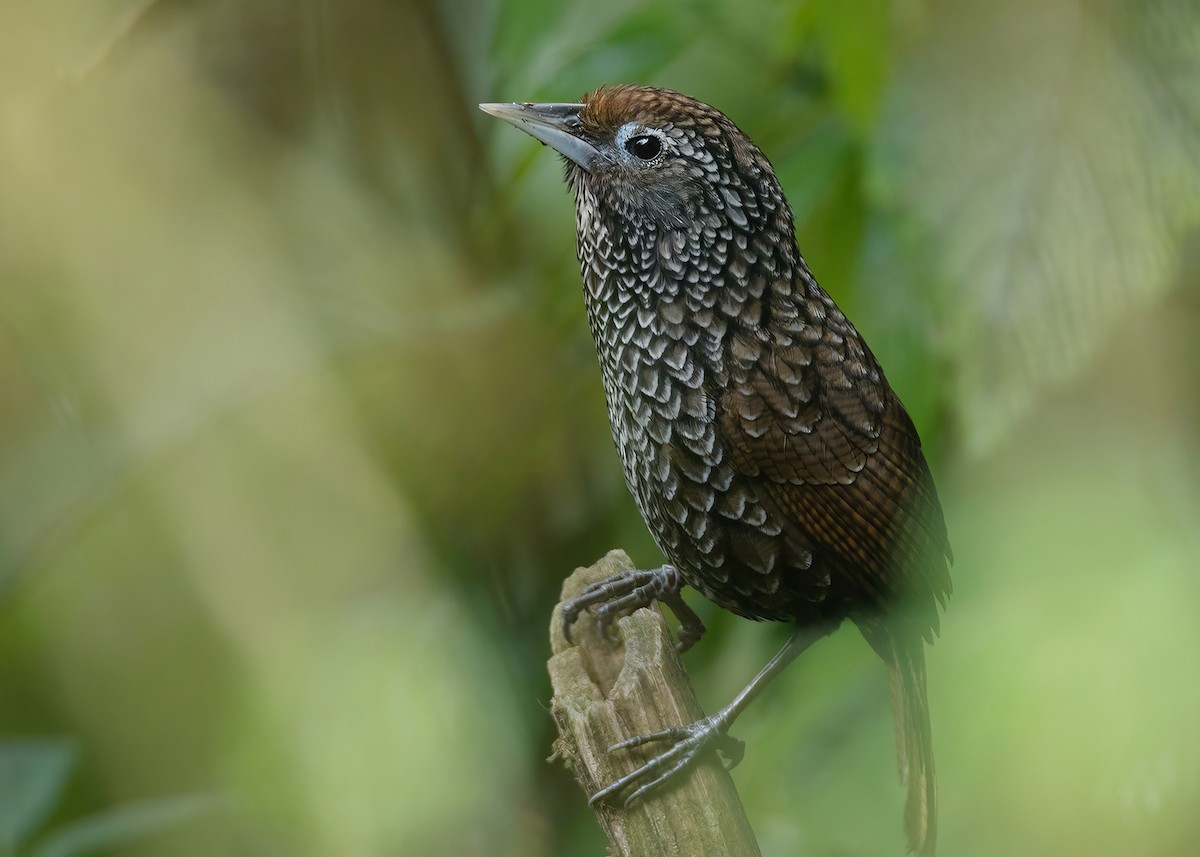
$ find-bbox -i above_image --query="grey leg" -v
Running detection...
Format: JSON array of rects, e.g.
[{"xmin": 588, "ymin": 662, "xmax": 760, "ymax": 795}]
[{"xmin": 590, "ymin": 623, "xmax": 836, "ymax": 807}]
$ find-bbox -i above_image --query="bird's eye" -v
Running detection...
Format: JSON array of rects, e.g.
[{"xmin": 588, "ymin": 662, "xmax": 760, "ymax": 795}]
[{"xmin": 625, "ymin": 134, "xmax": 663, "ymax": 161}]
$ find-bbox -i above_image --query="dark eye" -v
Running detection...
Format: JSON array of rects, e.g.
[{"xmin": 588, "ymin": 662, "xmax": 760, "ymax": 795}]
[{"xmin": 626, "ymin": 134, "xmax": 662, "ymax": 161}]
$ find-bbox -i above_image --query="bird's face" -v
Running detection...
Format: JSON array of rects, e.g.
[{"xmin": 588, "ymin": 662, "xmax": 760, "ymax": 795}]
[{"xmin": 481, "ymin": 85, "xmax": 785, "ymax": 235}]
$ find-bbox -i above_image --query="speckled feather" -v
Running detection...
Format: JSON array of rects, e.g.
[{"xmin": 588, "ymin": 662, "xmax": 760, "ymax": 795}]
[
  {"xmin": 566, "ymin": 85, "xmax": 951, "ymax": 637},
  {"xmin": 485, "ymin": 83, "xmax": 960, "ymax": 855}
]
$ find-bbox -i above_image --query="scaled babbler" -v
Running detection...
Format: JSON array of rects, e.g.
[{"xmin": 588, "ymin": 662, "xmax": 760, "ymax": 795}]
[{"xmin": 482, "ymin": 85, "xmax": 952, "ymax": 856}]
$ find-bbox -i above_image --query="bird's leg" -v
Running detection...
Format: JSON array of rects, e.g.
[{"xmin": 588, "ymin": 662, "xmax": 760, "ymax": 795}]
[
  {"xmin": 561, "ymin": 563, "xmax": 706, "ymax": 653},
  {"xmin": 590, "ymin": 623, "xmax": 834, "ymax": 808}
]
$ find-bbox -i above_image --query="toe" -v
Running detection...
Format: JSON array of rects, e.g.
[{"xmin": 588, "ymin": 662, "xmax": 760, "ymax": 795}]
[{"xmin": 608, "ymin": 726, "xmax": 686, "ymax": 752}]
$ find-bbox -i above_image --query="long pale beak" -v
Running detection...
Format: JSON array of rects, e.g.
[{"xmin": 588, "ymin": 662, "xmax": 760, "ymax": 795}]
[{"xmin": 478, "ymin": 102, "xmax": 600, "ymax": 171}]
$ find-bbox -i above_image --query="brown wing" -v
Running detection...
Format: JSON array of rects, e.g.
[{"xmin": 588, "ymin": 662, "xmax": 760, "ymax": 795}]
[{"xmin": 718, "ymin": 287, "xmax": 951, "ymax": 636}]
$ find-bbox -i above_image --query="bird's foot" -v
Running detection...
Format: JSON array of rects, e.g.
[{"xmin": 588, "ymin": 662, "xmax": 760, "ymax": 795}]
[
  {"xmin": 561, "ymin": 563, "xmax": 705, "ymax": 653},
  {"xmin": 589, "ymin": 711, "xmax": 744, "ymax": 808}
]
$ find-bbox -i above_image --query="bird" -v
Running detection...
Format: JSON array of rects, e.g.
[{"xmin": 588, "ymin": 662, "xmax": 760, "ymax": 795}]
[{"xmin": 480, "ymin": 85, "xmax": 952, "ymax": 856}]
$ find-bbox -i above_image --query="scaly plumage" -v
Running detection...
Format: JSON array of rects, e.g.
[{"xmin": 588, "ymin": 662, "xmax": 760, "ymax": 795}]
[{"xmin": 481, "ymin": 84, "xmax": 952, "ymax": 856}]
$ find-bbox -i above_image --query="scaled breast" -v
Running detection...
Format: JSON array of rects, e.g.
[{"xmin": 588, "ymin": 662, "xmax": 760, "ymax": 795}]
[{"xmin": 572, "ymin": 183, "xmax": 820, "ymax": 619}]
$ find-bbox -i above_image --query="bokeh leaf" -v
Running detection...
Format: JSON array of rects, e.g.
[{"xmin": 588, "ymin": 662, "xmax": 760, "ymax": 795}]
[
  {"xmin": 30, "ymin": 794, "xmax": 220, "ymax": 857},
  {"xmin": 872, "ymin": 0, "xmax": 1200, "ymax": 450},
  {"xmin": 810, "ymin": 0, "xmax": 891, "ymax": 132},
  {"xmin": 491, "ymin": 0, "xmax": 694, "ymax": 99},
  {"xmin": 0, "ymin": 740, "xmax": 75, "ymax": 850},
  {"xmin": 772, "ymin": 121, "xmax": 856, "ymax": 226}
]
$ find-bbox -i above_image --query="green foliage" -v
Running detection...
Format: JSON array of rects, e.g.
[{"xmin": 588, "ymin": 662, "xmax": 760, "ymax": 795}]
[
  {"xmin": 0, "ymin": 741, "xmax": 76, "ymax": 853},
  {"xmin": 0, "ymin": 740, "xmax": 214, "ymax": 857},
  {"xmin": 1, "ymin": 1, "xmax": 1198, "ymax": 855},
  {"xmin": 872, "ymin": 0, "xmax": 1200, "ymax": 450},
  {"xmin": 30, "ymin": 796, "xmax": 218, "ymax": 857}
]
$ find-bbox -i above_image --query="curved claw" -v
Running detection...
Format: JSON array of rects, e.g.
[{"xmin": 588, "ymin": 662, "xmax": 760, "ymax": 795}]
[
  {"xmin": 673, "ymin": 605, "xmax": 706, "ymax": 654},
  {"xmin": 717, "ymin": 734, "xmax": 745, "ymax": 770},
  {"xmin": 589, "ymin": 713, "xmax": 735, "ymax": 808},
  {"xmin": 560, "ymin": 564, "xmax": 704, "ymax": 652},
  {"xmin": 560, "ymin": 570, "xmax": 649, "ymax": 644},
  {"xmin": 593, "ymin": 597, "xmax": 633, "ymax": 643}
]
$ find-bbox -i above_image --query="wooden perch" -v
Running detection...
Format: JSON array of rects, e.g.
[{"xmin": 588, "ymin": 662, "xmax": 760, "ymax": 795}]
[{"xmin": 548, "ymin": 550, "xmax": 762, "ymax": 857}]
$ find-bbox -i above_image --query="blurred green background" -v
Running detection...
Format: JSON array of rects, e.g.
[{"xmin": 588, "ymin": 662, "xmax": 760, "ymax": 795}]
[{"xmin": 2, "ymin": 0, "xmax": 1199, "ymax": 855}]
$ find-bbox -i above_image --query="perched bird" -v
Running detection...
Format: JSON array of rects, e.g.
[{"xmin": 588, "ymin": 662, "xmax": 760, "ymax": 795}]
[{"xmin": 481, "ymin": 85, "xmax": 951, "ymax": 856}]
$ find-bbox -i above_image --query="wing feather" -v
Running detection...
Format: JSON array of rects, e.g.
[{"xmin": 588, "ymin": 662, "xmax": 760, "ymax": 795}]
[{"xmin": 718, "ymin": 292, "xmax": 951, "ymax": 631}]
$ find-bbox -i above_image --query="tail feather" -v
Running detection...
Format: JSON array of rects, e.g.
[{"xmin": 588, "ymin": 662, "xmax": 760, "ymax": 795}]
[{"xmin": 863, "ymin": 624, "xmax": 938, "ymax": 856}]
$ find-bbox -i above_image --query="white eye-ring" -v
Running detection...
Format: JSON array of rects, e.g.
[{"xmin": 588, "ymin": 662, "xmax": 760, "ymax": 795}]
[{"xmin": 616, "ymin": 124, "xmax": 666, "ymax": 162}]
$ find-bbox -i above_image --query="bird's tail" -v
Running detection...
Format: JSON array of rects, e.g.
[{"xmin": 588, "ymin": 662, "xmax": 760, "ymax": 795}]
[{"xmin": 861, "ymin": 623, "xmax": 938, "ymax": 856}]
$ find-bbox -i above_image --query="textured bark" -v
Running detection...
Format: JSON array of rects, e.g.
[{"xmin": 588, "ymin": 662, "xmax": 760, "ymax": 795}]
[{"xmin": 548, "ymin": 550, "xmax": 762, "ymax": 857}]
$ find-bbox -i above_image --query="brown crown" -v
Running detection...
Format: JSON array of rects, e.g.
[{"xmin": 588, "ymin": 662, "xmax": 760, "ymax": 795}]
[{"xmin": 578, "ymin": 84, "xmax": 724, "ymax": 139}]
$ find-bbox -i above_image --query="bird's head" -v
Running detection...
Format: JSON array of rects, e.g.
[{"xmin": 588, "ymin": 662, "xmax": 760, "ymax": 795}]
[{"xmin": 481, "ymin": 85, "xmax": 789, "ymax": 237}]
